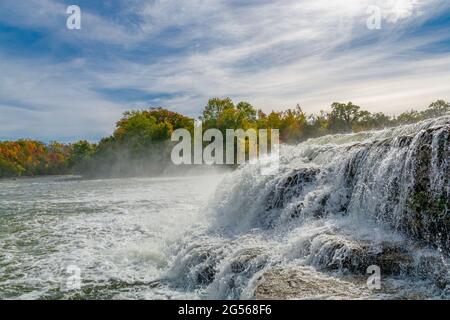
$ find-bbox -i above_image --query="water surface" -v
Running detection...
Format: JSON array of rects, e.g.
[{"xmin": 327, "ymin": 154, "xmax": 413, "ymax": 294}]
[{"xmin": 0, "ymin": 175, "xmax": 220, "ymax": 299}]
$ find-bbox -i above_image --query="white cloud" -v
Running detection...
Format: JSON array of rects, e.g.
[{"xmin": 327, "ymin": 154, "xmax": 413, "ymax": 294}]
[
  {"xmin": 0, "ymin": 0, "xmax": 450, "ymax": 141},
  {"xmin": 0, "ymin": 56, "xmax": 125, "ymax": 141},
  {"xmin": 92, "ymin": 0, "xmax": 450, "ymax": 113},
  {"xmin": 0, "ymin": 0, "xmax": 143, "ymax": 46}
]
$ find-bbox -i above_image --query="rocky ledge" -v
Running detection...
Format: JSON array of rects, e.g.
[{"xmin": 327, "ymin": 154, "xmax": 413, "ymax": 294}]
[{"xmin": 254, "ymin": 267, "xmax": 369, "ymax": 300}]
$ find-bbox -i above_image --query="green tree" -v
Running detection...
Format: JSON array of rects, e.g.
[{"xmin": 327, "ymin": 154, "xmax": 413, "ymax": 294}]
[
  {"xmin": 422, "ymin": 100, "xmax": 450, "ymax": 118},
  {"xmin": 201, "ymin": 98, "xmax": 235, "ymax": 127},
  {"xmin": 236, "ymin": 101, "xmax": 257, "ymax": 122},
  {"xmin": 395, "ymin": 109, "xmax": 422, "ymax": 125},
  {"xmin": 279, "ymin": 105, "xmax": 308, "ymax": 142},
  {"xmin": 68, "ymin": 140, "xmax": 95, "ymax": 171},
  {"xmin": 0, "ymin": 156, "xmax": 23, "ymax": 177},
  {"xmin": 328, "ymin": 102, "xmax": 363, "ymax": 133}
]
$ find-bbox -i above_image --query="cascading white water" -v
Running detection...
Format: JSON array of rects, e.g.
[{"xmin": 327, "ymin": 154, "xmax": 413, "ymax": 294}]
[
  {"xmin": 166, "ymin": 115, "xmax": 450, "ymax": 299},
  {"xmin": 2, "ymin": 117, "xmax": 447, "ymax": 299}
]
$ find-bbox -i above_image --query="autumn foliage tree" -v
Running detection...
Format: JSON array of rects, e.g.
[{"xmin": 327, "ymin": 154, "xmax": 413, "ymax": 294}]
[
  {"xmin": 0, "ymin": 140, "xmax": 71, "ymax": 177},
  {"xmin": 1, "ymin": 99, "xmax": 448, "ymax": 178},
  {"xmin": 72, "ymin": 108, "xmax": 194, "ymax": 177}
]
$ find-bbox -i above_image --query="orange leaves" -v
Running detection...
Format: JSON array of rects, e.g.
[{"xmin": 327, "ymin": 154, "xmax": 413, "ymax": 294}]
[{"xmin": 0, "ymin": 140, "xmax": 71, "ymax": 177}]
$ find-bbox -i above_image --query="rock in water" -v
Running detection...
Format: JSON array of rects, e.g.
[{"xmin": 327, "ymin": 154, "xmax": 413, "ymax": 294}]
[{"xmin": 255, "ymin": 267, "xmax": 368, "ymax": 300}]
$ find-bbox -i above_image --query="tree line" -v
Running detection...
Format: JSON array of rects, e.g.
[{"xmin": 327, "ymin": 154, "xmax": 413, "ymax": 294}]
[{"xmin": 1, "ymin": 99, "xmax": 448, "ymax": 178}]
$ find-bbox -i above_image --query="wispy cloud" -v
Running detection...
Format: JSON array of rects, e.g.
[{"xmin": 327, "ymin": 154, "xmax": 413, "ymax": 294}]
[
  {"xmin": 0, "ymin": 0, "xmax": 450, "ymax": 141},
  {"xmin": 0, "ymin": 56, "xmax": 124, "ymax": 142}
]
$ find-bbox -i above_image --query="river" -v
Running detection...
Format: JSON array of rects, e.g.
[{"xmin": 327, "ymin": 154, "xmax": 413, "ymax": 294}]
[
  {"xmin": 0, "ymin": 175, "xmax": 222, "ymax": 299},
  {"xmin": 1, "ymin": 115, "xmax": 449, "ymax": 300}
]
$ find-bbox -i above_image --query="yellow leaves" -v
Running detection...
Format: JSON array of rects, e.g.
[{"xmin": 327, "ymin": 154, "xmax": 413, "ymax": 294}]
[{"xmin": 0, "ymin": 139, "xmax": 71, "ymax": 177}]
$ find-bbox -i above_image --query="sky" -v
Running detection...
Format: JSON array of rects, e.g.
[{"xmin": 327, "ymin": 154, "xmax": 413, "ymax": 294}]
[{"xmin": 0, "ymin": 0, "xmax": 450, "ymax": 142}]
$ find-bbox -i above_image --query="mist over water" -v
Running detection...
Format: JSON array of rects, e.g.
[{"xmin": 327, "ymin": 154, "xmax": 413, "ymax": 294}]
[{"xmin": 0, "ymin": 115, "xmax": 449, "ymax": 299}]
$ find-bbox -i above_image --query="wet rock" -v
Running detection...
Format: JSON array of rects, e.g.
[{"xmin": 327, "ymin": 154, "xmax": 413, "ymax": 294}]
[
  {"xmin": 192, "ymin": 249, "xmax": 222, "ymax": 285},
  {"xmin": 254, "ymin": 267, "xmax": 368, "ymax": 299},
  {"xmin": 170, "ymin": 243, "xmax": 226, "ymax": 287},
  {"xmin": 396, "ymin": 135, "xmax": 414, "ymax": 148},
  {"xmin": 374, "ymin": 244, "xmax": 414, "ymax": 275},
  {"xmin": 414, "ymin": 253, "xmax": 449, "ymax": 290},
  {"xmin": 403, "ymin": 126, "xmax": 450, "ymax": 252},
  {"xmin": 304, "ymin": 234, "xmax": 414, "ymax": 276},
  {"xmin": 265, "ymin": 167, "xmax": 320, "ymax": 211},
  {"xmin": 206, "ymin": 248, "xmax": 269, "ymax": 299},
  {"xmin": 229, "ymin": 248, "xmax": 267, "ymax": 274}
]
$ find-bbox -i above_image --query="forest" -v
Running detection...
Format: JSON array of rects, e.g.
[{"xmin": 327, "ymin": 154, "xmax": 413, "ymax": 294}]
[{"xmin": 1, "ymin": 99, "xmax": 449, "ymax": 178}]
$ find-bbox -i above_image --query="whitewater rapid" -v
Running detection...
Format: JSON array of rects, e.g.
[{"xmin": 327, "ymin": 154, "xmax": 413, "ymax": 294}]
[
  {"xmin": 0, "ymin": 176, "xmax": 221, "ymax": 299},
  {"xmin": 165, "ymin": 115, "xmax": 450, "ymax": 299},
  {"xmin": 0, "ymin": 116, "xmax": 448, "ymax": 299}
]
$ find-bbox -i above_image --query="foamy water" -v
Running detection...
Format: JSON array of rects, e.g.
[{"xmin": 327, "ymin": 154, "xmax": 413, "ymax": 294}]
[
  {"xmin": 0, "ymin": 175, "xmax": 221, "ymax": 299},
  {"xmin": 1, "ymin": 116, "xmax": 449, "ymax": 300},
  {"xmin": 165, "ymin": 115, "xmax": 449, "ymax": 300}
]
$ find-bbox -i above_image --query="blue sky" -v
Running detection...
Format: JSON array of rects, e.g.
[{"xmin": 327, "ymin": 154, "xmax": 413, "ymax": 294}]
[{"xmin": 0, "ymin": 0, "xmax": 450, "ymax": 142}]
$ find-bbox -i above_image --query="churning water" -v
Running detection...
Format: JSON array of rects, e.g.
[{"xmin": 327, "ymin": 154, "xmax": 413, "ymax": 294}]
[
  {"xmin": 1, "ymin": 115, "xmax": 449, "ymax": 299},
  {"xmin": 0, "ymin": 176, "xmax": 221, "ymax": 299}
]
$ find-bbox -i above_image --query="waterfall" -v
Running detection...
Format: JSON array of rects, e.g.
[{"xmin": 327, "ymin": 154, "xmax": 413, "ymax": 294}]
[{"xmin": 166, "ymin": 115, "xmax": 450, "ymax": 299}]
